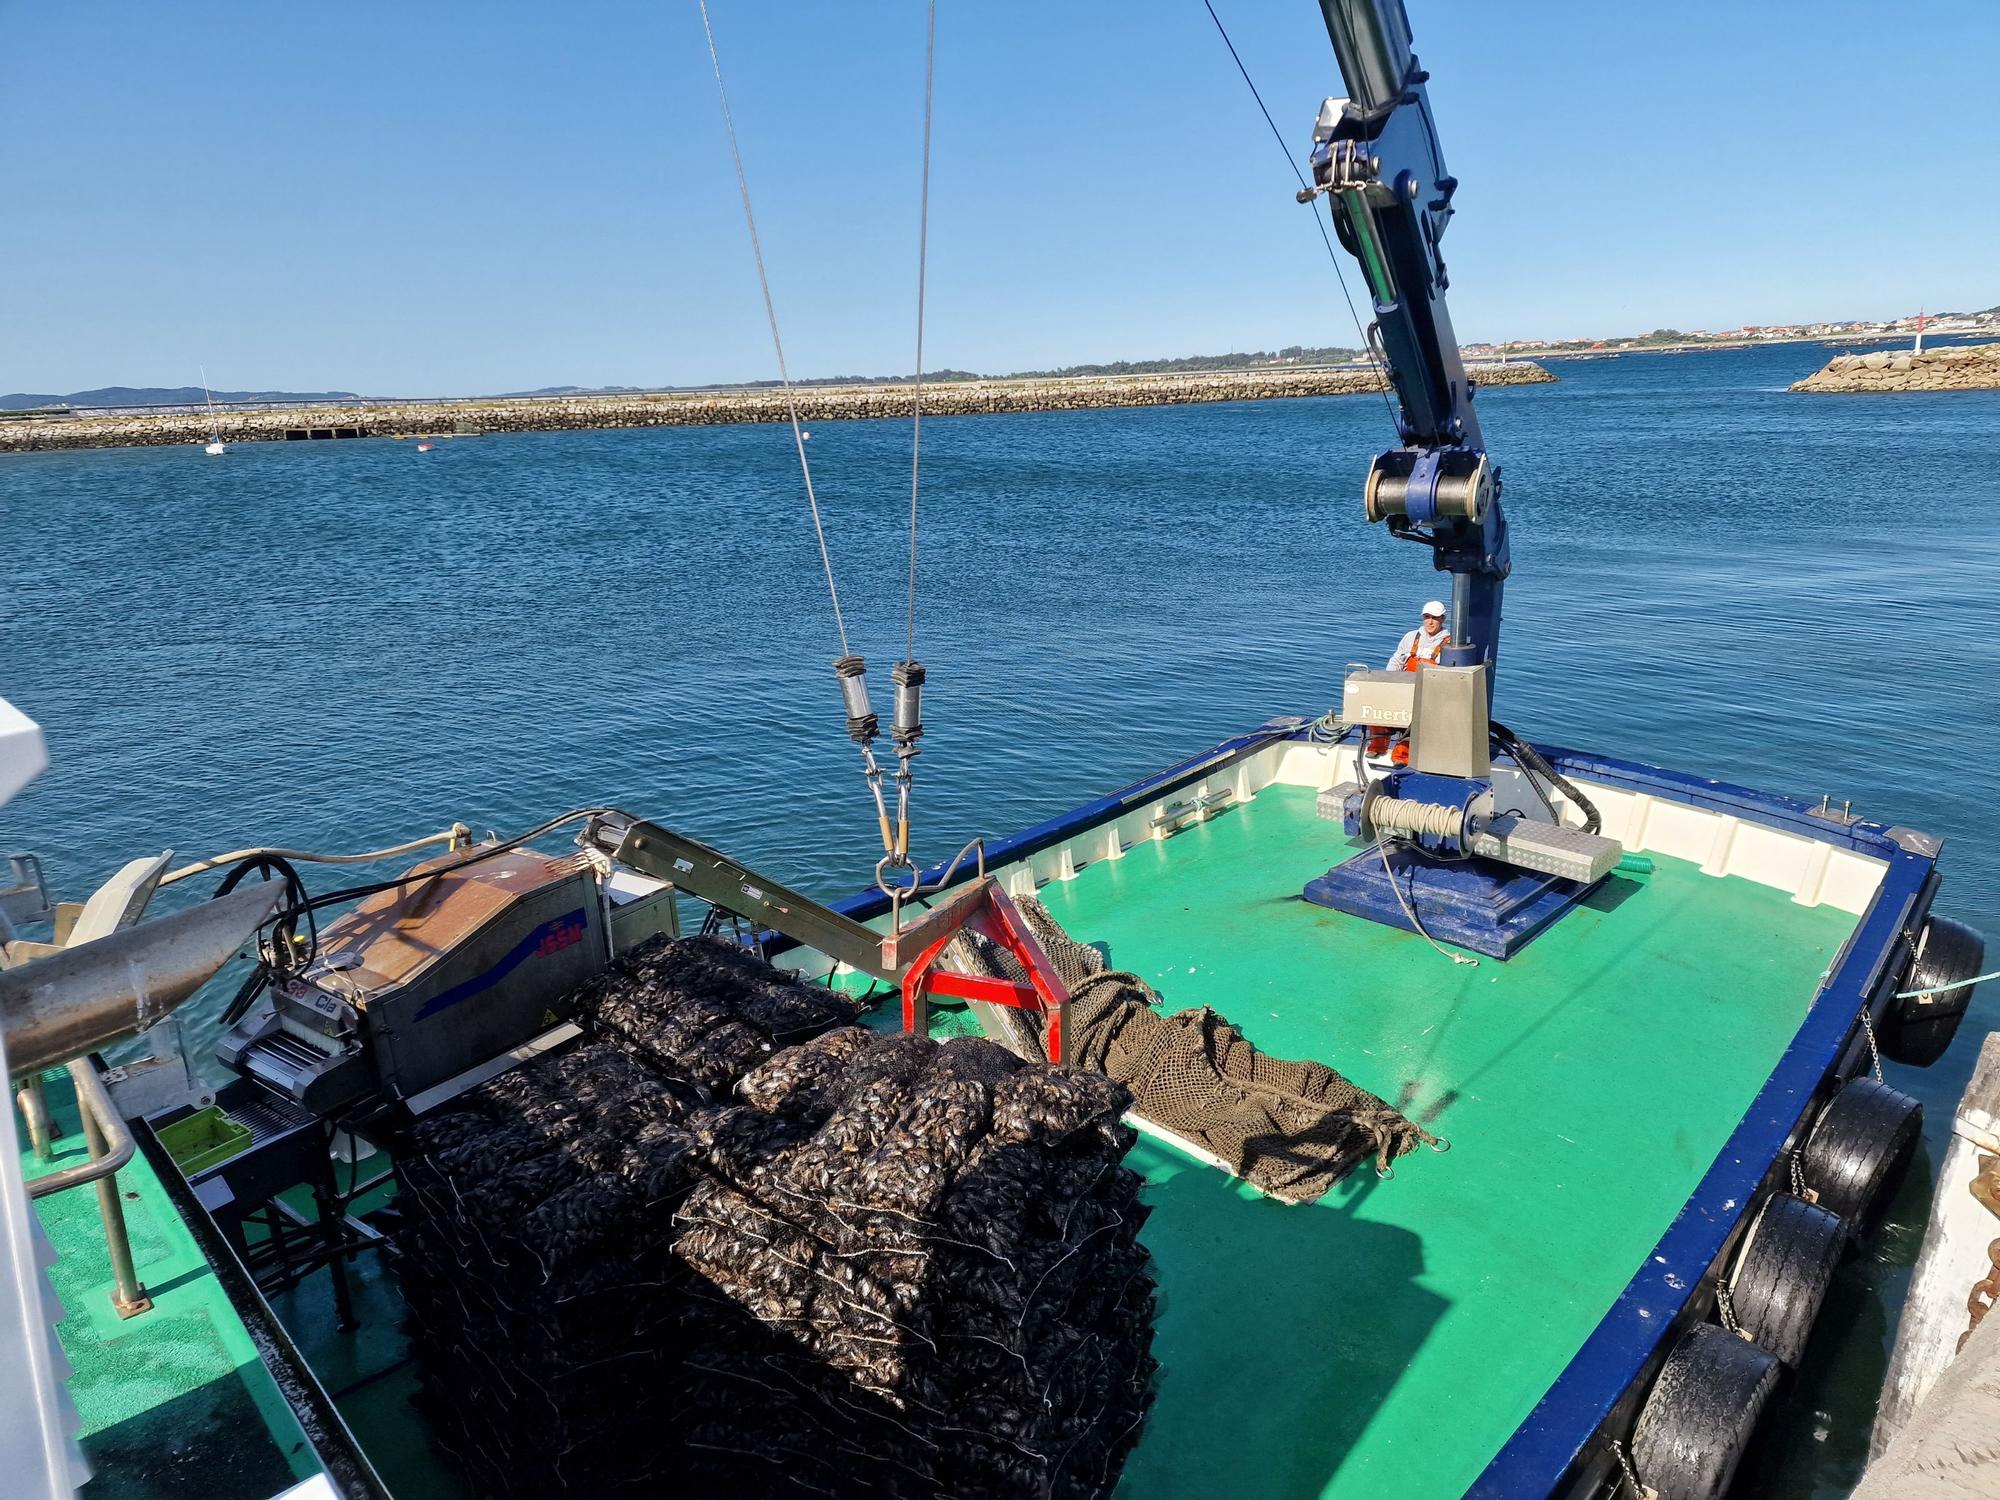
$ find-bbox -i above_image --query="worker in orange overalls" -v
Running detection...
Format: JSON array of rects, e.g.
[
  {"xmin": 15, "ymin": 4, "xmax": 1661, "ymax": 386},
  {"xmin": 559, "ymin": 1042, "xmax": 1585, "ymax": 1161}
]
[{"xmin": 1365, "ymin": 600, "xmax": 1450, "ymax": 765}]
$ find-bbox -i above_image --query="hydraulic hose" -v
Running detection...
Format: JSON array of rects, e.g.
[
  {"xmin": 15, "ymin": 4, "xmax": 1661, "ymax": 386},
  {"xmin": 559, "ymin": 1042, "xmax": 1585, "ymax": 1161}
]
[
  {"xmin": 1489, "ymin": 721, "xmax": 1602, "ymax": 835},
  {"xmin": 161, "ymin": 825, "xmax": 474, "ymax": 887}
]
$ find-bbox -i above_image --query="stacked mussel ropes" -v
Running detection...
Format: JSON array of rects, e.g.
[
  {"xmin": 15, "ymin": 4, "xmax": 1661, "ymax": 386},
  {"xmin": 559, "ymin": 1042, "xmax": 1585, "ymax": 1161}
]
[
  {"xmin": 393, "ymin": 935, "xmax": 1158, "ymax": 1498},
  {"xmin": 395, "ymin": 1041, "xmax": 701, "ymax": 1492},
  {"xmin": 676, "ymin": 1029, "xmax": 1158, "ymax": 1497},
  {"xmin": 578, "ymin": 932, "xmax": 871, "ymax": 1091}
]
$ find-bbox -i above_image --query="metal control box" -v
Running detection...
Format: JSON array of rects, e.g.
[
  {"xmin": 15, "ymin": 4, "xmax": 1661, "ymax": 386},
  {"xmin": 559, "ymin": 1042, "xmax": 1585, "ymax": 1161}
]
[
  {"xmin": 1411, "ymin": 664, "xmax": 1492, "ymax": 778},
  {"xmin": 1342, "ymin": 670, "xmax": 1416, "ymax": 729}
]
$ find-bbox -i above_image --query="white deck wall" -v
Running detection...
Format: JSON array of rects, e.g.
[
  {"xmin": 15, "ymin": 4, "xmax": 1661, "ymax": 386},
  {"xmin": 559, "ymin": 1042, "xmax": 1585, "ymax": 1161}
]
[
  {"xmin": 1258, "ymin": 740, "xmax": 1888, "ymax": 915},
  {"xmin": 994, "ymin": 738, "xmax": 1888, "ymax": 917},
  {"xmin": 791, "ymin": 737, "xmax": 1885, "ymax": 981}
]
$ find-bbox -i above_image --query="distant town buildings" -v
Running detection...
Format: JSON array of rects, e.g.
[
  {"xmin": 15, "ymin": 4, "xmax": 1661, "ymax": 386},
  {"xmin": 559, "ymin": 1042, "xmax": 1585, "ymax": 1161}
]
[{"xmin": 1460, "ymin": 307, "xmax": 2000, "ymax": 360}]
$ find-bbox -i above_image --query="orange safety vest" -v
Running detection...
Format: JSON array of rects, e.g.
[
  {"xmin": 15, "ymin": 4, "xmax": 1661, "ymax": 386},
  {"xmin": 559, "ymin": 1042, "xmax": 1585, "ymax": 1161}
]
[{"xmin": 1403, "ymin": 629, "xmax": 1450, "ymax": 671}]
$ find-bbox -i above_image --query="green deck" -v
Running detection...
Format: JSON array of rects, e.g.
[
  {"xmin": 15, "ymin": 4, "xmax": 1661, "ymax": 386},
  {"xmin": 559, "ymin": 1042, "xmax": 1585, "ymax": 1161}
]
[
  {"xmin": 19, "ymin": 1072, "xmax": 320, "ymax": 1500},
  {"xmin": 18, "ymin": 781, "xmax": 1861, "ymax": 1500},
  {"xmin": 1023, "ymin": 783, "xmax": 1856, "ymax": 1499}
]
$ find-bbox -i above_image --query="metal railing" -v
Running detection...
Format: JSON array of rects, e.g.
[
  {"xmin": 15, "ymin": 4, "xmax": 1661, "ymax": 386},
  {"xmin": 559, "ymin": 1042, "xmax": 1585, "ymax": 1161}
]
[{"xmin": 21, "ymin": 1062, "xmax": 150, "ymax": 1316}]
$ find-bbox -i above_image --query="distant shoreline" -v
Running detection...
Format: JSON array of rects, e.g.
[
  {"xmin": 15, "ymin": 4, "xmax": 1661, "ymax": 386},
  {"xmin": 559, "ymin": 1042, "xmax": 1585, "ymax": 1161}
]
[
  {"xmin": 0, "ymin": 362, "xmax": 1556, "ymax": 454},
  {"xmin": 1497, "ymin": 330, "xmax": 1988, "ymax": 362}
]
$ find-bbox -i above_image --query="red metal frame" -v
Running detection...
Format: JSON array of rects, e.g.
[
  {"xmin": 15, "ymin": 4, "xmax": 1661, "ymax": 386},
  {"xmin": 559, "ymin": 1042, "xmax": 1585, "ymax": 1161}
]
[{"xmin": 899, "ymin": 879, "xmax": 1070, "ymax": 1064}]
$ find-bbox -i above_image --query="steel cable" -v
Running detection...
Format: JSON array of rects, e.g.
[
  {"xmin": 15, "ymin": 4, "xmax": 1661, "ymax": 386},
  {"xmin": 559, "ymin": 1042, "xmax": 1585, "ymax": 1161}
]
[
  {"xmin": 1199, "ymin": 0, "xmax": 1400, "ymax": 431},
  {"xmin": 699, "ymin": 0, "xmax": 853, "ymax": 658},
  {"xmin": 1375, "ymin": 839, "xmax": 1479, "ymax": 969},
  {"xmin": 906, "ymin": 0, "xmax": 936, "ymax": 663}
]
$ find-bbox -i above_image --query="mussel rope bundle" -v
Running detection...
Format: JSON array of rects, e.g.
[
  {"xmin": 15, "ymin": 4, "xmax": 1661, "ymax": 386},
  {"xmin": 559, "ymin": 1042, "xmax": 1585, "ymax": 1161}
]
[
  {"xmin": 947, "ymin": 898, "xmax": 1438, "ymax": 1200},
  {"xmin": 392, "ymin": 934, "xmax": 1157, "ymax": 1499}
]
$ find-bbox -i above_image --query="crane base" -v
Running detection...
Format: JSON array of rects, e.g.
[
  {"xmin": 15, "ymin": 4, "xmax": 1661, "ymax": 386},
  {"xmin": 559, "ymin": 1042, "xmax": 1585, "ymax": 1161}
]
[{"xmin": 1303, "ymin": 844, "xmax": 1603, "ymax": 959}]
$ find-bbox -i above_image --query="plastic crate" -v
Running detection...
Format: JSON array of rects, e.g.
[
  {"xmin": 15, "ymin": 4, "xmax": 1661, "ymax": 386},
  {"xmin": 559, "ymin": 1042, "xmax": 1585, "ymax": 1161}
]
[{"xmin": 157, "ymin": 1108, "xmax": 251, "ymax": 1176}]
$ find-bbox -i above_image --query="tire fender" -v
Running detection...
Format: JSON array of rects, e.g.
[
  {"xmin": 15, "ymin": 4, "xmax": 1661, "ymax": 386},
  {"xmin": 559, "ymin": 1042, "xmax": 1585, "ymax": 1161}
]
[
  {"xmin": 1726, "ymin": 1192, "xmax": 1844, "ymax": 1366},
  {"xmin": 1883, "ymin": 916, "xmax": 1986, "ymax": 1068},
  {"xmin": 1800, "ymin": 1076, "xmax": 1922, "ymax": 1232},
  {"xmin": 1630, "ymin": 1322, "xmax": 1781, "ymax": 1500}
]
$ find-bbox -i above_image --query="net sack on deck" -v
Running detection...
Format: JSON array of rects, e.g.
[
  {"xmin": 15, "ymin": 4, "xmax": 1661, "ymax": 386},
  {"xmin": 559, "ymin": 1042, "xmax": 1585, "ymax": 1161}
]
[{"xmin": 947, "ymin": 898, "xmax": 1437, "ymax": 1202}]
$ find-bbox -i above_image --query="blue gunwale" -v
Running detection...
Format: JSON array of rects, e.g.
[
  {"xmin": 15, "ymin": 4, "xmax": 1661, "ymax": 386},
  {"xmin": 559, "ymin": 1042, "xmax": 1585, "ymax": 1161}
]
[
  {"xmin": 775, "ymin": 715, "xmax": 1940, "ymax": 1498},
  {"xmin": 1472, "ymin": 751, "xmax": 1935, "ymax": 1497}
]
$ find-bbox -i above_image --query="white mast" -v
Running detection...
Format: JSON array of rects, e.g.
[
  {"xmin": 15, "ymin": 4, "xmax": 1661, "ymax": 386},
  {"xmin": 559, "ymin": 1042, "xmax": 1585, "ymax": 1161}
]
[{"xmin": 200, "ymin": 365, "xmax": 225, "ymax": 455}]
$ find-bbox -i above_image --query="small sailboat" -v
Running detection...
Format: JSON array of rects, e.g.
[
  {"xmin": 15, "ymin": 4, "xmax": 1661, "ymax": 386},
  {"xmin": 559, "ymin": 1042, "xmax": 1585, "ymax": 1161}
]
[{"xmin": 199, "ymin": 364, "xmax": 225, "ymax": 455}]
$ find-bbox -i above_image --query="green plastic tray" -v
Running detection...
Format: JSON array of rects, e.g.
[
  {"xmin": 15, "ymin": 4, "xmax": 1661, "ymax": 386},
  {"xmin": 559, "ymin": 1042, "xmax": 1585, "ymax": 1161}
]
[{"xmin": 157, "ymin": 1107, "xmax": 251, "ymax": 1175}]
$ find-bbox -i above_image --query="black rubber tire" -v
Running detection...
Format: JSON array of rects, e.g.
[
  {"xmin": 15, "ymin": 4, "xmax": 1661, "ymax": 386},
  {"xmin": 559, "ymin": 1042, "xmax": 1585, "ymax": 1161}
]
[
  {"xmin": 1726, "ymin": 1192, "xmax": 1845, "ymax": 1366},
  {"xmin": 1630, "ymin": 1322, "xmax": 1781, "ymax": 1500},
  {"xmin": 1883, "ymin": 916, "xmax": 1986, "ymax": 1067},
  {"xmin": 1800, "ymin": 1076, "xmax": 1922, "ymax": 1232}
]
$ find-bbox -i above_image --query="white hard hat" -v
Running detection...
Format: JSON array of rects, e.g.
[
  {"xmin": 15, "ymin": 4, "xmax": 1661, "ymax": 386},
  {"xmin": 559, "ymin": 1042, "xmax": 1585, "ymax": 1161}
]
[{"xmin": 1422, "ymin": 600, "xmax": 1447, "ymax": 617}]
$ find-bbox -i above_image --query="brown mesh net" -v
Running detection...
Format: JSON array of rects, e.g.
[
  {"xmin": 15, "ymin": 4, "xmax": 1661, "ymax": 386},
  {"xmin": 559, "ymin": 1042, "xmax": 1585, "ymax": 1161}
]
[{"xmin": 945, "ymin": 898, "xmax": 1439, "ymax": 1202}]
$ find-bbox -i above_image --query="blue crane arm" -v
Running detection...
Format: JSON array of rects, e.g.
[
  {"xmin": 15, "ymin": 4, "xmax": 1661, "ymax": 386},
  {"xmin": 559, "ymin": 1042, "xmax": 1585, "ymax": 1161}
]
[{"xmin": 1308, "ymin": 0, "xmax": 1510, "ymax": 683}]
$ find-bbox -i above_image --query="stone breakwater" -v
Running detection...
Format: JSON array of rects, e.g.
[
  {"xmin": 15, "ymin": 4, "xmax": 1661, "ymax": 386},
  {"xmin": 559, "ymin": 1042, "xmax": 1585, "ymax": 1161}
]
[
  {"xmin": 0, "ymin": 362, "xmax": 1555, "ymax": 453},
  {"xmin": 1791, "ymin": 342, "xmax": 2000, "ymax": 393}
]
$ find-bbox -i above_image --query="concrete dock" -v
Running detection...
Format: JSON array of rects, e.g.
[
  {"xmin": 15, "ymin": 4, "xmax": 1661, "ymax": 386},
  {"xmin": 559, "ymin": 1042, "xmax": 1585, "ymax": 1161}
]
[
  {"xmin": 1855, "ymin": 1031, "xmax": 2000, "ymax": 1497},
  {"xmin": 1856, "ymin": 1299, "xmax": 2000, "ymax": 1498},
  {"xmin": 0, "ymin": 363, "xmax": 1556, "ymax": 453}
]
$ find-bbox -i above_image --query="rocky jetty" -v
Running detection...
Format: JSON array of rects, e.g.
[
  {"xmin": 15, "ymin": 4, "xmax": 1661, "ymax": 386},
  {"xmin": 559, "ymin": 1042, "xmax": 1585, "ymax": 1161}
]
[
  {"xmin": 1791, "ymin": 342, "xmax": 2000, "ymax": 394},
  {"xmin": 0, "ymin": 362, "xmax": 1555, "ymax": 453}
]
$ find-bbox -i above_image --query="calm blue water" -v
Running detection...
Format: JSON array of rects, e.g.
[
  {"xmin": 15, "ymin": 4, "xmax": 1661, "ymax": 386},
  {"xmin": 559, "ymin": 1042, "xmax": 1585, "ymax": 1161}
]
[{"xmin": 5, "ymin": 341, "xmax": 1997, "ymax": 1495}]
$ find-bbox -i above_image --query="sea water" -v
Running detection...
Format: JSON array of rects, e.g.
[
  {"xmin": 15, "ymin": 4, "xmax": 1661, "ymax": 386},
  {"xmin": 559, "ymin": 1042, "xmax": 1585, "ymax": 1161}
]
[{"xmin": 5, "ymin": 340, "xmax": 1997, "ymax": 1497}]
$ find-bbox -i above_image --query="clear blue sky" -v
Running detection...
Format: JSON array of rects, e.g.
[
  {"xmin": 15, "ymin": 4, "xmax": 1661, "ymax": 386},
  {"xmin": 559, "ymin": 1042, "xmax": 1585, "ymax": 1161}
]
[{"xmin": 3, "ymin": 1, "xmax": 1995, "ymax": 397}]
